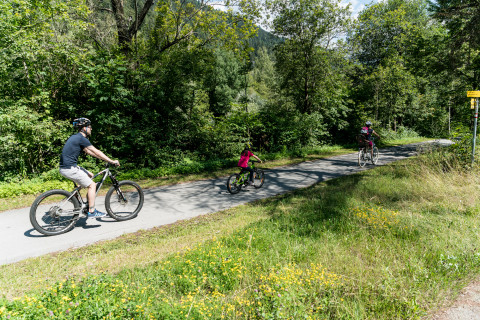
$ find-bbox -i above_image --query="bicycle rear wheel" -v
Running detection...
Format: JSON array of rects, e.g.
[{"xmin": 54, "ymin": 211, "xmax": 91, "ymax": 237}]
[
  {"xmin": 105, "ymin": 181, "xmax": 144, "ymax": 221},
  {"xmin": 30, "ymin": 189, "xmax": 81, "ymax": 236},
  {"xmin": 227, "ymin": 173, "xmax": 242, "ymax": 194},
  {"xmin": 253, "ymin": 169, "xmax": 265, "ymax": 188},
  {"xmin": 358, "ymin": 149, "xmax": 368, "ymax": 167},
  {"xmin": 372, "ymin": 147, "xmax": 379, "ymax": 164}
]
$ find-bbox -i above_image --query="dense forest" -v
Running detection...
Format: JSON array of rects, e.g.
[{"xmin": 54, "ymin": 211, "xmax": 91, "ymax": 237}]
[{"xmin": 0, "ymin": 0, "xmax": 479, "ymax": 179}]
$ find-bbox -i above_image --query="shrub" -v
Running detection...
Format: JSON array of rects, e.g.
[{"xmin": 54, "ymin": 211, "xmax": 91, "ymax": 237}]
[{"xmin": 377, "ymin": 126, "xmax": 420, "ymax": 140}]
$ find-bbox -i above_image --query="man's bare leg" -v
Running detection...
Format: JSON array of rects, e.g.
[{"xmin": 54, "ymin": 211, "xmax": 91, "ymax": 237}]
[{"xmin": 87, "ymin": 182, "xmax": 96, "ymax": 212}]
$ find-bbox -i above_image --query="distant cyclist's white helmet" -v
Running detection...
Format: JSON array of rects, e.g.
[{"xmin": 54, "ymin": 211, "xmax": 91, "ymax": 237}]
[{"xmin": 365, "ymin": 121, "xmax": 372, "ymax": 127}]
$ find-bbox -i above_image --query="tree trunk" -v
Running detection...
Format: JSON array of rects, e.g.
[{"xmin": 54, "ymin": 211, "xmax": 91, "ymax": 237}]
[
  {"xmin": 110, "ymin": 0, "xmax": 155, "ymax": 52},
  {"xmin": 304, "ymin": 75, "xmax": 311, "ymax": 114},
  {"xmin": 110, "ymin": 0, "xmax": 129, "ymax": 46}
]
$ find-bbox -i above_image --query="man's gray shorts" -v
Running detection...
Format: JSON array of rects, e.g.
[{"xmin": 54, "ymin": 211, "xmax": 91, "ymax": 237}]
[{"xmin": 59, "ymin": 166, "xmax": 93, "ymax": 188}]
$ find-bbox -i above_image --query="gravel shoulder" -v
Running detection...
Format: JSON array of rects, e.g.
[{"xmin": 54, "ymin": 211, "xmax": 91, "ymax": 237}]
[{"xmin": 431, "ymin": 280, "xmax": 480, "ymax": 320}]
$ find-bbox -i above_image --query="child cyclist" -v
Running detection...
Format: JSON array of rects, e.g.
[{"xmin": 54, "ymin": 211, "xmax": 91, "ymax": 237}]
[{"xmin": 238, "ymin": 142, "xmax": 262, "ymax": 185}]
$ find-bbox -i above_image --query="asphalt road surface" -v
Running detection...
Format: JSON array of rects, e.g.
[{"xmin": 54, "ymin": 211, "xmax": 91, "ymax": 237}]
[{"xmin": 0, "ymin": 140, "xmax": 451, "ymax": 266}]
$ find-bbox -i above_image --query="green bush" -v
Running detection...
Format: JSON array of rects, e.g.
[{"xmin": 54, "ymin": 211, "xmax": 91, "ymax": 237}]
[
  {"xmin": 377, "ymin": 126, "xmax": 420, "ymax": 140},
  {"xmin": 0, "ymin": 104, "xmax": 70, "ymax": 180},
  {"xmin": 0, "ymin": 180, "xmax": 71, "ymax": 198}
]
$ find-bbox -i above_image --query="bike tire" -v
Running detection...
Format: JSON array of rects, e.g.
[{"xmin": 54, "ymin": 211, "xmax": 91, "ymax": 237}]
[
  {"xmin": 253, "ymin": 169, "xmax": 265, "ymax": 188},
  {"xmin": 227, "ymin": 173, "xmax": 242, "ymax": 194},
  {"xmin": 30, "ymin": 189, "xmax": 81, "ymax": 236},
  {"xmin": 358, "ymin": 149, "xmax": 368, "ymax": 167},
  {"xmin": 372, "ymin": 146, "xmax": 379, "ymax": 164},
  {"xmin": 105, "ymin": 180, "xmax": 144, "ymax": 221}
]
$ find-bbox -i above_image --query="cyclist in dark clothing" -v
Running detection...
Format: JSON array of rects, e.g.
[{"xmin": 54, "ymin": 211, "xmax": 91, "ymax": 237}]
[
  {"xmin": 361, "ymin": 121, "xmax": 380, "ymax": 161},
  {"xmin": 59, "ymin": 118, "xmax": 119, "ymax": 218}
]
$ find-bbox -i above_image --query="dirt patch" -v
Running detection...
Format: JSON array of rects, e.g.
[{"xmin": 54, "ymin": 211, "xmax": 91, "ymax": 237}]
[{"xmin": 432, "ymin": 280, "xmax": 480, "ymax": 320}]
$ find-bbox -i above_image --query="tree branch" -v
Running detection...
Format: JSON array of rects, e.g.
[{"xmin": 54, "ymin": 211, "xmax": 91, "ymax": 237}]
[
  {"xmin": 158, "ymin": 30, "xmax": 195, "ymax": 53},
  {"xmin": 128, "ymin": 0, "xmax": 155, "ymax": 37}
]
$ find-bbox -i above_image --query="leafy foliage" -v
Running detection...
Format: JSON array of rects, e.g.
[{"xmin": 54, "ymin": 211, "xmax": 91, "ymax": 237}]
[
  {"xmin": 0, "ymin": 102, "xmax": 70, "ymax": 179},
  {"xmin": 431, "ymin": 0, "xmax": 480, "ymax": 88},
  {"xmin": 0, "ymin": 0, "xmax": 476, "ymax": 183}
]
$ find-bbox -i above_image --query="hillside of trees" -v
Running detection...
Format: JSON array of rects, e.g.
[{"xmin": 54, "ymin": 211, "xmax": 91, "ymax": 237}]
[{"xmin": 0, "ymin": 0, "xmax": 478, "ymax": 180}]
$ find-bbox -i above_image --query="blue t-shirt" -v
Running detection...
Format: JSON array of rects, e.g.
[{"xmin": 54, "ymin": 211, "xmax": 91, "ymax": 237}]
[{"xmin": 59, "ymin": 133, "xmax": 92, "ymax": 168}]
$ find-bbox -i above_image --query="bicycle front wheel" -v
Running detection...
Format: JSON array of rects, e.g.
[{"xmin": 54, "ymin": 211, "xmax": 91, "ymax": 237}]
[
  {"xmin": 227, "ymin": 174, "xmax": 242, "ymax": 194},
  {"xmin": 30, "ymin": 189, "xmax": 81, "ymax": 236},
  {"xmin": 253, "ymin": 169, "xmax": 265, "ymax": 188},
  {"xmin": 105, "ymin": 181, "xmax": 144, "ymax": 221},
  {"xmin": 358, "ymin": 149, "xmax": 368, "ymax": 167},
  {"xmin": 372, "ymin": 147, "xmax": 379, "ymax": 164}
]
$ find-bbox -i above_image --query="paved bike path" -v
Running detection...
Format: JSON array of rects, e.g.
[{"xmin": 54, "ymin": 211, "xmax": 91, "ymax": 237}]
[{"xmin": 0, "ymin": 140, "xmax": 450, "ymax": 266}]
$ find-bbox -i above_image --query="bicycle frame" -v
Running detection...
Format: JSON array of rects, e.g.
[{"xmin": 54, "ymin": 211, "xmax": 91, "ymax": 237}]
[
  {"xmin": 63, "ymin": 164, "xmax": 121, "ymax": 213},
  {"xmin": 237, "ymin": 161, "xmax": 258, "ymax": 184},
  {"xmin": 362, "ymin": 143, "xmax": 375, "ymax": 153}
]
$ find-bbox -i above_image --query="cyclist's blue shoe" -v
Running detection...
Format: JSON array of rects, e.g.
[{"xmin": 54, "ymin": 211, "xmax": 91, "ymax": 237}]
[{"xmin": 87, "ymin": 209, "xmax": 106, "ymax": 219}]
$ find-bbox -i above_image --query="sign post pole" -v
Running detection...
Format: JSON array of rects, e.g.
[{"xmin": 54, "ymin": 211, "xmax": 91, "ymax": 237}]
[
  {"xmin": 467, "ymin": 91, "xmax": 480, "ymax": 165},
  {"xmin": 472, "ymin": 99, "xmax": 479, "ymax": 165}
]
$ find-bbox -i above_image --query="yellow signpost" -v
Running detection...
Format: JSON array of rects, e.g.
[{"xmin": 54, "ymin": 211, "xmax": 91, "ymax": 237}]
[
  {"xmin": 468, "ymin": 92, "xmax": 480, "ymax": 165},
  {"xmin": 467, "ymin": 91, "xmax": 480, "ymax": 97}
]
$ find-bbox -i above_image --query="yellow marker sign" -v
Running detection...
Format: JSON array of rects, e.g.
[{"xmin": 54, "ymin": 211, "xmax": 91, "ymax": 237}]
[{"xmin": 467, "ymin": 91, "xmax": 480, "ymax": 97}]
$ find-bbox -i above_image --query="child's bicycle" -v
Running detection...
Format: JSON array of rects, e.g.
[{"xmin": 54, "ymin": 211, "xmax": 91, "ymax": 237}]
[
  {"xmin": 227, "ymin": 160, "xmax": 265, "ymax": 194},
  {"xmin": 30, "ymin": 163, "xmax": 144, "ymax": 236},
  {"xmin": 356, "ymin": 134, "xmax": 379, "ymax": 167}
]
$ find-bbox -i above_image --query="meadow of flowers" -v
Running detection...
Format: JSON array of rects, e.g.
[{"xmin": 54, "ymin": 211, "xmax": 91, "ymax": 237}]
[
  {"xmin": 0, "ymin": 232, "xmax": 343, "ymax": 319},
  {"xmin": 350, "ymin": 205, "xmax": 401, "ymax": 230},
  {"xmin": 349, "ymin": 204, "xmax": 415, "ymax": 236}
]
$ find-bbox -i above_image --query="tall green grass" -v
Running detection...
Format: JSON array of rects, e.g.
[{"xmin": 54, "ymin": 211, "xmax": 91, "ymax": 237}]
[{"xmin": 2, "ymin": 142, "xmax": 477, "ymax": 319}]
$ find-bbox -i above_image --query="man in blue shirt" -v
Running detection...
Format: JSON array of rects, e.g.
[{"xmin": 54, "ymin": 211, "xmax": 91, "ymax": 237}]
[{"xmin": 59, "ymin": 118, "xmax": 120, "ymax": 218}]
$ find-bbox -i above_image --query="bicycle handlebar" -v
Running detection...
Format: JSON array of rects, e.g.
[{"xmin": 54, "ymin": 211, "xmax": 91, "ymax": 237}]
[{"xmin": 104, "ymin": 162, "xmax": 120, "ymax": 168}]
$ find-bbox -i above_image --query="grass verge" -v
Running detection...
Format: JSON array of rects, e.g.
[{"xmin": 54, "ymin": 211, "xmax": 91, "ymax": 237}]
[{"xmin": 1, "ymin": 141, "xmax": 479, "ymax": 319}]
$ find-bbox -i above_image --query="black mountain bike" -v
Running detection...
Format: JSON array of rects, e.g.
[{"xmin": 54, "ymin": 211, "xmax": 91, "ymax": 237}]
[
  {"xmin": 356, "ymin": 134, "xmax": 379, "ymax": 167},
  {"xmin": 227, "ymin": 160, "xmax": 265, "ymax": 194},
  {"xmin": 30, "ymin": 163, "xmax": 144, "ymax": 236}
]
